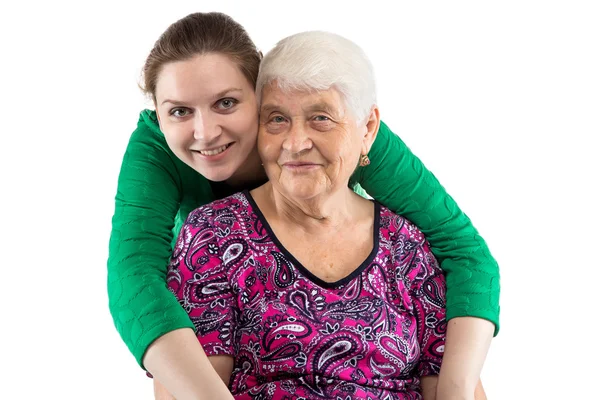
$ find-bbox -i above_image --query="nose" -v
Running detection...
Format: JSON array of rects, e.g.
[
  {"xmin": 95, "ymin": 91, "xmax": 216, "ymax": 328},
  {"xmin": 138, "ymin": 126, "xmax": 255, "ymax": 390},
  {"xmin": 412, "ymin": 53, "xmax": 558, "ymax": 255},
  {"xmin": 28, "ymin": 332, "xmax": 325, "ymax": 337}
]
[
  {"xmin": 193, "ymin": 110, "xmax": 221, "ymax": 143},
  {"xmin": 282, "ymin": 120, "xmax": 312, "ymax": 154}
]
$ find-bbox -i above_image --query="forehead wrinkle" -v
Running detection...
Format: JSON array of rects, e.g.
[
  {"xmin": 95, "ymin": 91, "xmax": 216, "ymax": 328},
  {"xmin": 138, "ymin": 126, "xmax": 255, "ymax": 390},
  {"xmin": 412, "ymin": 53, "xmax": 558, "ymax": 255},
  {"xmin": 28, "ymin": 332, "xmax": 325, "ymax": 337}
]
[
  {"xmin": 260, "ymin": 90, "xmax": 346, "ymax": 119},
  {"xmin": 302, "ymin": 101, "xmax": 344, "ymax": 118},
  {"xmin": 260, "ymin": 103, "xmax": 283, "ymax": 114},
  {"xmin": 260, "ymin": 100, "xmax": 342, "ymax": 115}
]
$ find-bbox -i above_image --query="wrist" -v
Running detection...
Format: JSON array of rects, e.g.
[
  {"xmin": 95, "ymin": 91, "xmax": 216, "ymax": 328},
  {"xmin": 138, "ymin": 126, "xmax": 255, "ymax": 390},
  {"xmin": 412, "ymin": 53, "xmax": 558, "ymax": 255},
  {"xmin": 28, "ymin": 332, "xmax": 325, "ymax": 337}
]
[
  {"xmin": 436, "ymin": 389, "xmax": 472, "ymax": 400},
  {"xmin": 436, "ymin": 377, "xmax": 474, "ymax": 400}
]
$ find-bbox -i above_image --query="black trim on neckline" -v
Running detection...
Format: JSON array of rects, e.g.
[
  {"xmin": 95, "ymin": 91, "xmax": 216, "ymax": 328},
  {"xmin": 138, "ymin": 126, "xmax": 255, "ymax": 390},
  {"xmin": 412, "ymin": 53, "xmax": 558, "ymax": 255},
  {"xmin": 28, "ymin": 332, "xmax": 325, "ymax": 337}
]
[{"xmin": 243, "ymin": 190, "xmax": 381, "ymax": 289}]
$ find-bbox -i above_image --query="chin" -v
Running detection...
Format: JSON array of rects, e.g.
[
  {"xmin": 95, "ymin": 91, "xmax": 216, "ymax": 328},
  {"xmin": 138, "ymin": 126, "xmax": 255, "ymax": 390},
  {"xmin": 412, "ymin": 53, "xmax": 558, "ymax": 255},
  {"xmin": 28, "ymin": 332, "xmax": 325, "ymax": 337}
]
[
  {"xmin": 285, "ymin": 187, "xmax": 321, "ymax": 200},
  {"xmin": 195, "ymin": 166, "xmax": 236, "ymax": 183}
]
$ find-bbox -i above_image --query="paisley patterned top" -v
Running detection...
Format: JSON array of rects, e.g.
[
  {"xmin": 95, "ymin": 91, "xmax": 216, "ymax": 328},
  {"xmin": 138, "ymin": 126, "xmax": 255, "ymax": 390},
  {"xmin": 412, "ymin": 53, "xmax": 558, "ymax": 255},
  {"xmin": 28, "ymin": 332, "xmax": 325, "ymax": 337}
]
[
  {"xmin": 109, "ymin": 110, "xmax": 499, "ymax": 366},
  {"xmin": 167, "ymin": 191, "xmax": 447, "ymax": 399}
]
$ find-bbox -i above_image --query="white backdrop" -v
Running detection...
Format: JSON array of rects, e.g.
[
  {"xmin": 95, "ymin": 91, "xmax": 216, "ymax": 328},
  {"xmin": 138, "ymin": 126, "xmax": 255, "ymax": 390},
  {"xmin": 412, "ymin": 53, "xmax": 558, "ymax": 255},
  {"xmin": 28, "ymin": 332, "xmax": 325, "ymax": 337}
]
[{"xmin": 1, "ymin": 1, "xmax": 598, "ymax": 398}]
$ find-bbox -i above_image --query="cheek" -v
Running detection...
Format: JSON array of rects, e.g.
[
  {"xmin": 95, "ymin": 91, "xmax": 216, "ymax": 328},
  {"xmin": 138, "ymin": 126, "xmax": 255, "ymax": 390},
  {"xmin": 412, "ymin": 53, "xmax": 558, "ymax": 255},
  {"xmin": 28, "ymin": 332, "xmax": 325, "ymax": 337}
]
[
  {"xmin": 257, "ymin": 124, "xmax": 283, "ymax": 160},
  {"xmin": 162, "ymin": 125, "xmax": 185, "ymax": 150},
  {"xmin": 258, "ymin": 133, "xmax": 279, "ymax": 161},
  {"xmin": 322, "ymin": 136, "xmax": 355, "ymax": 165},
  {"xmin": 175, "ymin": 122, "xmax": 196, "ymax": 142},
  {"xmin": 232, "ymin": 107, "xmax": 259, "ymax": 143},
  {"xmin": 340, "ymin": 133, "xmax": 362, "ymax": 160},
  {"xmin": 321, "ymin": 138, "xmax": 361, "ymax": 180}
]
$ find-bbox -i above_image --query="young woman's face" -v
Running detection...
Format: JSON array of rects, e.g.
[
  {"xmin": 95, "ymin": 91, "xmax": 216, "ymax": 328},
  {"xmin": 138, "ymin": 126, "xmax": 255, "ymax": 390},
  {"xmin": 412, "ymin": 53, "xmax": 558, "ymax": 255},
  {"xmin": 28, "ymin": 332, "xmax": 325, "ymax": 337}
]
[{"xmin": 155, "ymin": 53, "xmax": 259, "ymax": 183}]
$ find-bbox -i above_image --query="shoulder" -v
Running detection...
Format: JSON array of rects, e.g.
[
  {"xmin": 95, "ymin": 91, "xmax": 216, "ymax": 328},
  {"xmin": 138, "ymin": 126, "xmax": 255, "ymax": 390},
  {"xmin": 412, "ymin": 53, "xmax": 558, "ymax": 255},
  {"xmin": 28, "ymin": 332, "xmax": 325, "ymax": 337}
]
[
  {"xmin": 378, "ymin": 204, "xmax": 443, "ymax": 284},
  {"xmin": 122, "ymin": 109, "xmax": 179, "ymax": 173},
  {"xmin": 127, "ymin": 109, "xmax": 168, "ymax": 148},
  {"xmin": 184, "ymin": 192, "xmax": 253, "ymax": 229},
  {"xmin": 138, "ymin": 109, "xmax": 163, "ymax": 135},
  {"xmin": 115, "ymin": 110, "xmax": 185, "ymax": 203},
  {"xmin": 378, "ymin": 204, "xmax": 427, "ymax": 245},
  {"xmin": 126, "ymin": 109, "xmax": 214, "ymax": 199},
  {"xmin": 172, "ymin": 192, "xmax": 255, "ymax": 270}
]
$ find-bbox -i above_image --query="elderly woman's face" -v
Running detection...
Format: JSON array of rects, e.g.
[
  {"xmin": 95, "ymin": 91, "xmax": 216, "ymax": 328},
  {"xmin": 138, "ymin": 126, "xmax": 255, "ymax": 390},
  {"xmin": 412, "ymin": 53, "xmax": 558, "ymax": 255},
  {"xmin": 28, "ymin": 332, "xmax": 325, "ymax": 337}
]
[{"xmin": 258, "ymin": 84, "xmax": 366, "ymax": 201}]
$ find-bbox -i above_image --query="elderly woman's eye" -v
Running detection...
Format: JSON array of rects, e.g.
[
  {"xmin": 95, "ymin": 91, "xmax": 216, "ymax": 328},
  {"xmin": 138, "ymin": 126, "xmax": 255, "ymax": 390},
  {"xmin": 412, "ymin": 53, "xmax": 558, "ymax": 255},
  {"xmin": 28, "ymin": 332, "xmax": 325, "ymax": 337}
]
[
  {"xmin": 314, "ymin": 115, "xmax": 330, "ymax": 122},
  {"xmin": 271, "ymin": 116, "xmax": 286, "ymax": 123},
  {"xmin": 216, "ymin": 98, "xmax": 238, "ymax": 110},
  {"xmin": 170, "ymin": 108, "xmax": 191, "ymax": 117}
]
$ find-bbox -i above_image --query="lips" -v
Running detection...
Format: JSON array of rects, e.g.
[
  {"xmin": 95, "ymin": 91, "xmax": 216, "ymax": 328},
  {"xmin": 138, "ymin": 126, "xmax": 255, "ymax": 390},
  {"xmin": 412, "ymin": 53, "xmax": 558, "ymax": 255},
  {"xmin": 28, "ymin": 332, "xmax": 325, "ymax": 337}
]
[
  {"xmin": 194, "ymin": 143, "xmax": 232, "ymax": 156},
  {"xmin": 283, "ymin": 162, "xmax": 318, "ymax": 167}
]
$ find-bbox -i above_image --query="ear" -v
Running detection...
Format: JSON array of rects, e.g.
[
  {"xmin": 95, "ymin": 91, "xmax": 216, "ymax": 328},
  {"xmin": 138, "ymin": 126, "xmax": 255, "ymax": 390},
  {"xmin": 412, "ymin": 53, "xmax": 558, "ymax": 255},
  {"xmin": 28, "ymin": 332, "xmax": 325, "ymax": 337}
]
[{"xmin": 361, "ymin": 105, "xmax": 380, "ymax": 155}]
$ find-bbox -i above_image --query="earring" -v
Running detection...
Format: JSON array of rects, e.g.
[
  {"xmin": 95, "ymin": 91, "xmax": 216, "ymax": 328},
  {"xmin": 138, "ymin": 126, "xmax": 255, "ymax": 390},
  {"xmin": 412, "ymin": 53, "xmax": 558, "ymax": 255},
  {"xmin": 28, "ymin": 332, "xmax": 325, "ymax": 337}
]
[{"xmin": 359, "ymin": 154, "xmax": 370, "ymax": 167}]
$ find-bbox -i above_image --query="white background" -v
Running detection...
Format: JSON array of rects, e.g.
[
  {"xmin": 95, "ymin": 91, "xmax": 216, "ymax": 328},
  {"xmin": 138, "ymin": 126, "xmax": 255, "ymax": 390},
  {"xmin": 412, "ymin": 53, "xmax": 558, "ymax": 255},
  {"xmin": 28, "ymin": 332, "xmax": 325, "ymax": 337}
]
[{"xmin": 1, "ymin": 1, "xmax": 598, "ymax": 398}]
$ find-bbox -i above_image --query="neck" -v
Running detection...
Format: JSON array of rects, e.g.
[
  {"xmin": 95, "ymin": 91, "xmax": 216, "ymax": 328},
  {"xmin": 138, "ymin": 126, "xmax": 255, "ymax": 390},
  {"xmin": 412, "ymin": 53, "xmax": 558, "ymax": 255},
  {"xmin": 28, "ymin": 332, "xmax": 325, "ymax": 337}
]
[{"xmin": 257, "ymin": 182, "xmax": 358, "ymax": 234}]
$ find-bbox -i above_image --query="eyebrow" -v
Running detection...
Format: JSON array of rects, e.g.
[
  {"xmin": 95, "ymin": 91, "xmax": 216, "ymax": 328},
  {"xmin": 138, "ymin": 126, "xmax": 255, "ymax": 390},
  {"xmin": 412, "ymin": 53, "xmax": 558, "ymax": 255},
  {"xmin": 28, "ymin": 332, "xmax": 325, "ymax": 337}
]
[
  {"xmin": 212, "ymin": 87, "xmax": 243, "ymax": 100},
  {"xmin": 260, "ymin": 103, "xmax": 281, "ymax": 113},
  {"xmin": 161, "ymin": 88, "xmax": 243, "ymax": 106},
  {"xmin": 260, "ymin": 102, "xmax": 341, "ymax": 117},
  {"xmin": 303, "ymin": 102, "xmax": 341, "ymax": 117}
]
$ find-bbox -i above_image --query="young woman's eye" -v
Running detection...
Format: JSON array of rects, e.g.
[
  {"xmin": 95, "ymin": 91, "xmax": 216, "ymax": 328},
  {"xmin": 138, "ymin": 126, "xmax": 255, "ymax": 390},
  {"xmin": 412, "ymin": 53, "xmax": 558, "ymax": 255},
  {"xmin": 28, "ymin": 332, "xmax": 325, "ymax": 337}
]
[
  {"xmin": 169, "ymin": 108, "xmax": 191, "ymax": 118},
  {"xmin": 215, "ymin": 98, "xmax": 238, "ymax": 110}
]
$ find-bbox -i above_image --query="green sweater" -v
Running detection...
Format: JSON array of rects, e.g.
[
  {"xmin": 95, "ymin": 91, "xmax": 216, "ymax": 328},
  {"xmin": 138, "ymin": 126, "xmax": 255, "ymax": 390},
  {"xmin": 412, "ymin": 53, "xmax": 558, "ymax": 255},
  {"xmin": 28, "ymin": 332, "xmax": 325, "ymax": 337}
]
[{"xmin": 108, "ymin": 110, "xmax": 500, "ymax": 367}]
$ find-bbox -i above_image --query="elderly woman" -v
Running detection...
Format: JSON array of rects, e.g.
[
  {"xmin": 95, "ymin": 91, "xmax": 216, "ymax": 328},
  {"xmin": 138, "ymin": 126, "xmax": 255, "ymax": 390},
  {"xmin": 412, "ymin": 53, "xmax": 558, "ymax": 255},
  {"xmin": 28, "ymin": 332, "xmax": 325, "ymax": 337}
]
[{"xmin": 162, "ymin": 31, "xmax": 481, "ymax": 400}]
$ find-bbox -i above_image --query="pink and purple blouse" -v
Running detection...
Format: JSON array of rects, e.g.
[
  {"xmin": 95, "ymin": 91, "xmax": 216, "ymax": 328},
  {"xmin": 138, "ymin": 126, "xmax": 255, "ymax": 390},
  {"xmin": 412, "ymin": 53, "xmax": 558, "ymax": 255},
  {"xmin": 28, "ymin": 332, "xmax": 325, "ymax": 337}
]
[{"xmin": 167, "ymin": 191, "xmax": 447, "ymax": 399}]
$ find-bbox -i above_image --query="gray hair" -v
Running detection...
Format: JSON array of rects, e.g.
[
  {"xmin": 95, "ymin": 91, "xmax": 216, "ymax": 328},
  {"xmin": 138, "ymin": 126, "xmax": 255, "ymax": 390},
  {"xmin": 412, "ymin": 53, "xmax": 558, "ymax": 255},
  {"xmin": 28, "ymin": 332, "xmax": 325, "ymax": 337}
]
[{"xmin": 256, "ymin": 31, "xmax": 377, "ymax": 122}]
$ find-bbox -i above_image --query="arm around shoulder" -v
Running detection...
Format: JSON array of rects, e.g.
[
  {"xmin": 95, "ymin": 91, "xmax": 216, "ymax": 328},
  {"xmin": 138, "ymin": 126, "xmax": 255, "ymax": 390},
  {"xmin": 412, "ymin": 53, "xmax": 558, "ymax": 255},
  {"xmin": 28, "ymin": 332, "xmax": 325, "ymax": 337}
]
[
  {"xmin": 108, "ymin": 111, "xmax": 196, "ymax": 366},
  {"xmin": 356, "ymin": 121, "xmax": 500, "ymax": 330}
]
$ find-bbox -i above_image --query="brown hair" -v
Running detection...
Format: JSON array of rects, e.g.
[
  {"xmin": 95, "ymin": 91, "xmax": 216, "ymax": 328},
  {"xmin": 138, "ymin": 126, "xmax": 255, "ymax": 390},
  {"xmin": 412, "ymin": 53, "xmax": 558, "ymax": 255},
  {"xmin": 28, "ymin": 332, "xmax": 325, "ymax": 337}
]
[{"xmin": 141, "ymin": 12, "xmax": 262, "ymax": 101}]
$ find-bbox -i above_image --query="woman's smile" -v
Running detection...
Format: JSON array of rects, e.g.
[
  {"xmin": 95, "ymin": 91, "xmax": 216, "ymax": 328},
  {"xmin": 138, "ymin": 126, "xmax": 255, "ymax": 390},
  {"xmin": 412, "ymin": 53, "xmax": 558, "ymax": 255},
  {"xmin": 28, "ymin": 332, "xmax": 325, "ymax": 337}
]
[
  {"xmin": 192, "ymin": 142, "xmax": 234, "ymax": 161},
  {"xmin": 282, "ymin": 161, "xmax": 321, "ymax": 172}
]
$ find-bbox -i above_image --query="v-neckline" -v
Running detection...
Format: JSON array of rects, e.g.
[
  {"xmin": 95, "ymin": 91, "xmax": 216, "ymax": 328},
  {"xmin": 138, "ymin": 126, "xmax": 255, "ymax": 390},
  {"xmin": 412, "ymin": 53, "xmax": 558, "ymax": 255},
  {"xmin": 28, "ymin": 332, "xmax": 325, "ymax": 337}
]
[{"xmin": 242, "ymin": 190, "xmax": 381, "ymax": 289}]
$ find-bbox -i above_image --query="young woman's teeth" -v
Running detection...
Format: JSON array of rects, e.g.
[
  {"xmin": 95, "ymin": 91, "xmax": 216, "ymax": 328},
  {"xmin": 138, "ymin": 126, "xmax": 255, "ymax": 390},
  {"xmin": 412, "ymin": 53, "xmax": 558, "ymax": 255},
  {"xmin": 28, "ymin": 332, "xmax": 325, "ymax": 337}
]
[{"xmin": 199, "ymin": 144, "xmax": 229, "ymax": 156}]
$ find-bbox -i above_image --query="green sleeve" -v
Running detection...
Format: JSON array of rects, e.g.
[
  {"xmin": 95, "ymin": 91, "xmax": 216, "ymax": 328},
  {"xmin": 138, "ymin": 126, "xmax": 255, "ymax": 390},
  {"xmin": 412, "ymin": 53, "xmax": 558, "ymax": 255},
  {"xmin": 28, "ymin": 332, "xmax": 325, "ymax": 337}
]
[
  {"xmin": 107, "ymin": 111, "xmax": 211, "ymax": 367},
  {"xmin": 353, "ymin": 121, "xmax": 500, "ymax": 334}
]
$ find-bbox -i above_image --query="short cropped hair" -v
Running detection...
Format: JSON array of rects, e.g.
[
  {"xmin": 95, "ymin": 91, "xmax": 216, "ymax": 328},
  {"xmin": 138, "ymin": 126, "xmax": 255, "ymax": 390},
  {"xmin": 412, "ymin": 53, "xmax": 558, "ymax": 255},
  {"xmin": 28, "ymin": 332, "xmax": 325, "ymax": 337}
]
[{"xmin": 256, "ymin": 31, "xmax": 377, "ymax": 122}]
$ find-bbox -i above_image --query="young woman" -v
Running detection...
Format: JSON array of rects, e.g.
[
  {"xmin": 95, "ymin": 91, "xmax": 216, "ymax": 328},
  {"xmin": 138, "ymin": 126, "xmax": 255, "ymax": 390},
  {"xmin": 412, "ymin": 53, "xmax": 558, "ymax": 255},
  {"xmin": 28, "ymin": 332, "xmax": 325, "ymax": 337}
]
[{"xmin": 108, "ymin": 12, "xmax": 498, "ymax": 399}]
